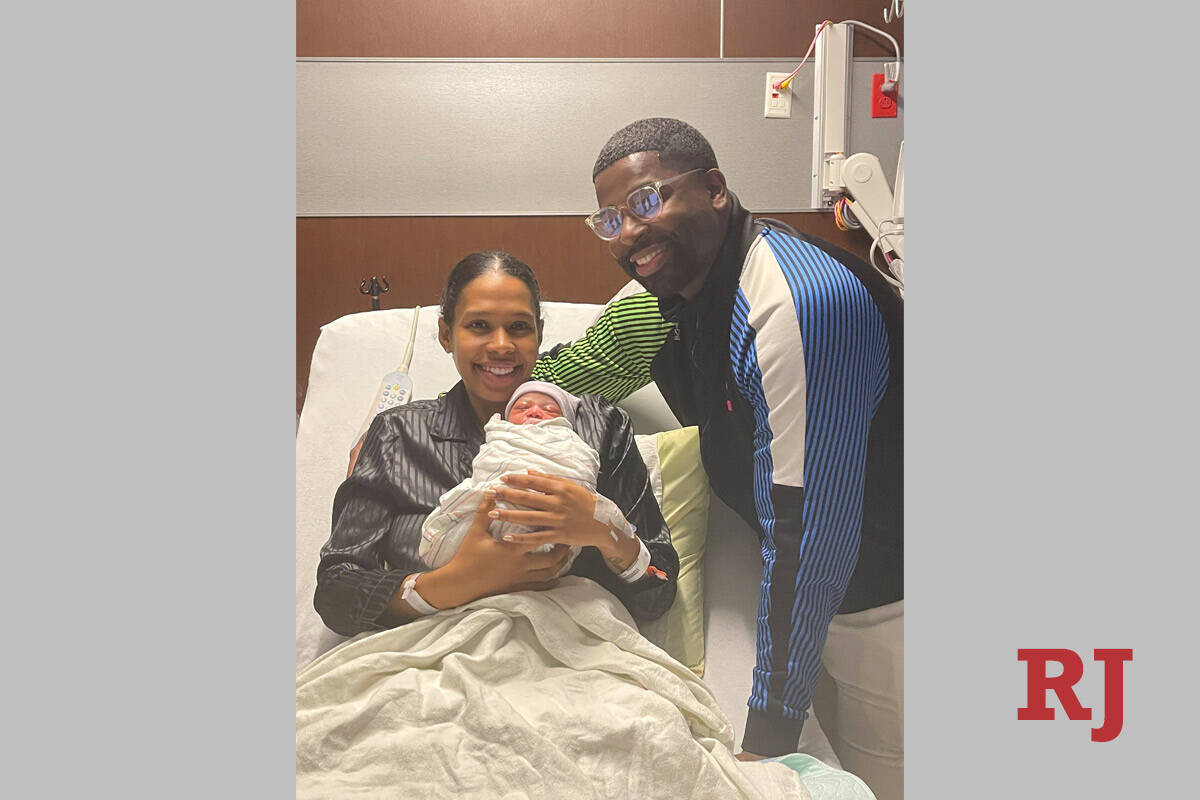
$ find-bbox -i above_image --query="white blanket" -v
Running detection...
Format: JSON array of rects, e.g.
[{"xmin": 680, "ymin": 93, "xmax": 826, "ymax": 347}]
[
  {"xmin": 296, "ymin": 577, "xmax": 810, "ymax": 800},
  {"xmin": 420, "ymin": 415, "xmax": 600, "ymax": 571}
]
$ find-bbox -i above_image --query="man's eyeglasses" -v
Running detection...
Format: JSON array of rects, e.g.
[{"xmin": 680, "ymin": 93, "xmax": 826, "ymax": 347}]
[{"xmin": 584, "ymin": 168, "xmax": 707, "ymax": 241}]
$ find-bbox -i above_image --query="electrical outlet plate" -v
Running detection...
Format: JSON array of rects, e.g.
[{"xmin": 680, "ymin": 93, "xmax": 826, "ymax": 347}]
[
  {"xmin": 871, "ymin": 73, "xmax": 898, "ymax": 118},
  {"xmin": 764, "ymin": 72, "xmax": 792, "ymax": 119}
]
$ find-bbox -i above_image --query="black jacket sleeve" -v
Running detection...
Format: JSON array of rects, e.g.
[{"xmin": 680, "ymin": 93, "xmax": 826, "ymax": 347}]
[
  {"xmin": 572, "ymin": 395, "xmax": 679, "ymax": 622},
  {"xmin": 313, "ymin": 413, "xmax": 428, "ymax": 637}
]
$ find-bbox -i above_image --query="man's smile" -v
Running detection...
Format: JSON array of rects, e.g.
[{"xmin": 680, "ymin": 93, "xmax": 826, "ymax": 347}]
[{"xmin": 630, "ymin": 243, "xmax": 669, "ymax": 277}]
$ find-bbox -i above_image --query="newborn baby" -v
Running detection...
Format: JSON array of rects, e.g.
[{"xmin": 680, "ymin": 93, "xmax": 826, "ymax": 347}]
[{"xmin": 419, "ymin": 381, "xmax": 602, "ymax": 576}]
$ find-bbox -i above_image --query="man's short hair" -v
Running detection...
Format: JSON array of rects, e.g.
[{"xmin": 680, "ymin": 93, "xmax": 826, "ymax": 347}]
[{"xmin": 592, "ymin": 118, "xmax": 719, "ymax": 180}]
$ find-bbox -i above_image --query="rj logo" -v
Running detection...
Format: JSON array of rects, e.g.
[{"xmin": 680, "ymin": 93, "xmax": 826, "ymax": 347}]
[{"xmin": 1017, "ymin": 648, "xmax": 1133, "ymax": 742}]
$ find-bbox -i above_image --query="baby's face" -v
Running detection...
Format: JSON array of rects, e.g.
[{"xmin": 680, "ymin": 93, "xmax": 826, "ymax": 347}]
[{"xmin": 507, "ymin": 391, "xmax": 564, "ymax": 425}]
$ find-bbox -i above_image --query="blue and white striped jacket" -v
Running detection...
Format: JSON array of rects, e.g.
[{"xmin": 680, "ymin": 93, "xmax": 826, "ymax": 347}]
[{"xmin": 535, "ymin": 196, "xmax": 903, "ymax": 756}]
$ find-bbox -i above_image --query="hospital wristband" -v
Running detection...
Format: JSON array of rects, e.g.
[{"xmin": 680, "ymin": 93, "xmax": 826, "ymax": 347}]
[
  {"xmin": 615, "ymin": 539, "xmax": 652, "ymax": 583},
  {"xmin": 400, "ymin": 574, "xmax": 440, "ymax": 616}
]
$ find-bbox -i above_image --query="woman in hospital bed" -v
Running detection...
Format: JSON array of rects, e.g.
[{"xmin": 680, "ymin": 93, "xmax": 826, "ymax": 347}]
[
  {"xmin": 313, "ymin": 249, "xmax": 679, "ymax": 637},
  {"xmin": 299, "ymin": 250, "xmax": 875, "ymax": 799}
]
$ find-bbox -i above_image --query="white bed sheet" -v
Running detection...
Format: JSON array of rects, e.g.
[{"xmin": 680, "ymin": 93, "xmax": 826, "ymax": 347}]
[
  {"xmin": 298, "ymin": 578, "xmax": 814, "ymax": 799},
  {"xmin": 296, "ymin": 304, "xmax": 838, "ymax": 765}
]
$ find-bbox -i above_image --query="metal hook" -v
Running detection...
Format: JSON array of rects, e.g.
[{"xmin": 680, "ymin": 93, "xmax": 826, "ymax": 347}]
[
  {"xmin": 359, "ymin": 276, "xmax": 390, "ymax": 310},
  {"xmin": 883, "ymin": 0, "xmax": 904, "ymax": 24}
]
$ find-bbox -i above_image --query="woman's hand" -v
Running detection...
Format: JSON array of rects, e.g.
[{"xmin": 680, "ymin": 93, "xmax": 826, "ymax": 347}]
[
  {"xmin": 414, "ymin": 494, "xmax": 573, "ymax": 612},
  {"xmin": 490, "ymin": 470, "xmax": 643, "ymax": 575},
  {"xmin": 490, "ymin": 470, "xmax": 615, "ymax": 550}
]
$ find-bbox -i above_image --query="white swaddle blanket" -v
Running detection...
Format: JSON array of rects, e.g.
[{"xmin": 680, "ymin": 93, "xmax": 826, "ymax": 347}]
[{"xmin": 420, "ymin": 414, "xmax": 601, "ymax": 575}]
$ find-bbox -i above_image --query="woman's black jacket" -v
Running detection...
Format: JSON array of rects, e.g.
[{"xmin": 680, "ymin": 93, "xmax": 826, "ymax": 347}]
[{"xmin": 314, "ymin": 381, "xmax": 679, "ymax": 636}]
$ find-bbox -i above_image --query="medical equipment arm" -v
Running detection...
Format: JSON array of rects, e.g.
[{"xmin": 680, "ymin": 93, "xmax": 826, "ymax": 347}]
[{"xmin": 825, "ymin": 150, "xmax": 904, "ymax": 265}]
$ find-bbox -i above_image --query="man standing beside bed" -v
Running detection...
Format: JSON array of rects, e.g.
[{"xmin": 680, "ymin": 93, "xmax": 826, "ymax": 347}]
[
  {"xmin": 340, "ymin": 118, "xmax": 903, "ymax": 800},
  {"xmin": 530, "ymin": 118, "xmax": 904, "ymax": 800}
]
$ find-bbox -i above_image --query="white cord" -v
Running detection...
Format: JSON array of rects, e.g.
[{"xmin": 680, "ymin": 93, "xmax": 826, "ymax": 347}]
[
  {"xmin": 877, "ymin": 217, "xmax": 904, "ymax": 249},
  {"xmin": 869, "ymin": 245, "xmax": 904, "ymax": 300},
  {"xmin": 842, "ymin": 19, "xmax": 902, "ymax": 88},
  {"xmin": 869, "ymin": 225, "xmax": 905, "ymax": 293},
  {"xmin": 400, "ymin": 305, "xmax": 421, "ymax": 371},
  {"xmin": 883, "ymin": 1, "xmax": 904, "ymax": 25},
  {"xmin": 868, "ymin": 241, "xmax": 903, "ymax": 290}
]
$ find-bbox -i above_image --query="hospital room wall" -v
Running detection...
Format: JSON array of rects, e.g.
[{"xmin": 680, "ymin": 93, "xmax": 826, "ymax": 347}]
[
  {"xmin": 296, "ymin": 1, "xmax": 903, "ymax": 59},
  {"xmin": 295, "ymin": 0, "xmax": 903, "ymax": 416}
]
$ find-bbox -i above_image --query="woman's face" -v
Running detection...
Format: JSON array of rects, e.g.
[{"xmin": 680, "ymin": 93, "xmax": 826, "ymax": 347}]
[{"xmin": 438, "ymin": 271, "xmax": 543, "ymax": 423}]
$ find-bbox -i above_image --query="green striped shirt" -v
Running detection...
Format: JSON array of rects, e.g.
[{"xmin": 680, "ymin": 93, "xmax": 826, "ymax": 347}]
[{"xmin": 531, "ymin": 291, "xmax": 675, "ymax": 403}]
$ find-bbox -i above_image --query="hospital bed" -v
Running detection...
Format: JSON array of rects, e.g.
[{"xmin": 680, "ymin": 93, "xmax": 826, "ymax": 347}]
[{"xmin": 296, "ymin": 298, "xmax": 864, "ymax": 797}]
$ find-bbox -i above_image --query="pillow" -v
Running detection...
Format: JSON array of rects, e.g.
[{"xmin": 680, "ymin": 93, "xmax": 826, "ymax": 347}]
[{"xmin": 634, "ymin": 426, "xmax": 711, "ymax": 676}]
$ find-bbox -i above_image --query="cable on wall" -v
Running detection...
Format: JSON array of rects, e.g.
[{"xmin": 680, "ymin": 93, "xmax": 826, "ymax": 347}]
[
  {"xmin": 772, "ymin": 20, "xmax": 832, "ymax": 92},
  {"xmin": 841, "ymin": 19, "xmax": 902, "ymax": 89}
]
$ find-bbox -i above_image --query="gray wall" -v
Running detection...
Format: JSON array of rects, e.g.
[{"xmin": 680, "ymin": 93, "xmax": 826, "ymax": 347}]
[{"xmin": 297, "ymin": 58, "xmax": 903, "ymax": 216}]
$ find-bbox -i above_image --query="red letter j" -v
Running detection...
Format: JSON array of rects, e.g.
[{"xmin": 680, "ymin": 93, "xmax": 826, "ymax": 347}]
[{"xmin": 1091, "ymin": 649, "xmax": 1133, "ymax": 742}]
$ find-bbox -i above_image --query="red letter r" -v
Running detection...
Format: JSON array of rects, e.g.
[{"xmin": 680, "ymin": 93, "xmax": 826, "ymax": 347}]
[{"xmin": 1017, "ymin": 648, "xmax": 1091, "ymax": 721}]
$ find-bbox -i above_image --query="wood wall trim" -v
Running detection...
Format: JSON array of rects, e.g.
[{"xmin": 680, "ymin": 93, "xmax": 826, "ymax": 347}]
[
  {"xmin": 722, "ymin": 0, "xmax": 903, "ymax": 58},
  {"xmin": 297, "ymin": 0, "xmax": 901, "ymax": 59},
  {"xmin": 297, "ymin": 0, "xmax": 722, "ymax": 58},
  {"xmin": 296, "ymin": 212, "xmax": 879, "ymax": 415}
]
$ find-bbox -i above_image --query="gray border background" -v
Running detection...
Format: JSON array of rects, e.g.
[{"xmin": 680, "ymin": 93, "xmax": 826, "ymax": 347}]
[
  {"xmin": 909, "ymin": 1, "xmax": 1200, "ymax": 795},
  {"xmin": 8, "ymin": 2, "xmax": 1200, "ymax": 796},
  {"xmin": 7, "ymin": 2, "xmax": 296, "ymax": 795}
]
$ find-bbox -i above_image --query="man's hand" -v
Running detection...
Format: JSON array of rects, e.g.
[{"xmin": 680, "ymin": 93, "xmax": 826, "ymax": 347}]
[{"xmin": 734, "ymin": 750, "xmax": 766, "ymax": 762}]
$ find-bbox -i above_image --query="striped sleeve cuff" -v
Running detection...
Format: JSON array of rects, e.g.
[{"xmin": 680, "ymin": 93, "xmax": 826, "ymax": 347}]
[
  {"xmin": 360, "ymin": 570, "xmax": 411, "ymax": 630},
  {"xmin": 741, "ymin": 707, "xmax": 805, "ymax": 758}
]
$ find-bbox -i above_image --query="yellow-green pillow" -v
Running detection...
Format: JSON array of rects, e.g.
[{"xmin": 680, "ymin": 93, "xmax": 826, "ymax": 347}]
[{"xmin": 635, "ymin": 426, "xmax": 710, "ymax": 676}]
